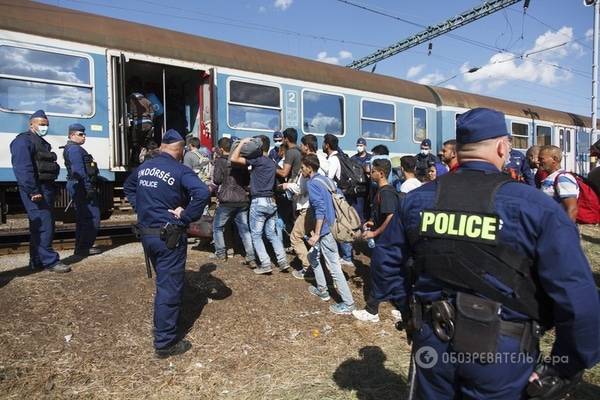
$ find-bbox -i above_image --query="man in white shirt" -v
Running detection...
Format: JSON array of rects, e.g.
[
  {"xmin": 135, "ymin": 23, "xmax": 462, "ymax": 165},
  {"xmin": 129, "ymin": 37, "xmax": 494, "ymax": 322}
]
[
  {"xmin": 538, "ymin": 145, "xmax": 579, "ymax": 222},
  {"xmin": 322, "ymin": 134, "xmax": 353, "ymax": 266},
  {"xmin": 399, "ymin": 155, "xmax": 422, "ymax": 193}
]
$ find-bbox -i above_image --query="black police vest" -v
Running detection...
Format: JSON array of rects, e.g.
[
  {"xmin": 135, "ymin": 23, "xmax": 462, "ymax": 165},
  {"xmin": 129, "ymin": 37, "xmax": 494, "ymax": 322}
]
[
  {"xmin": 410, "ymin": 170, "xmax": 552, "ymax": 324},
  {"xmin": 24, "ymin": 132, "xmax": 59, "ymax": 182},
  {"xmin": 63, "ymin": 142, "xmax": 99, "ymax": 181}
]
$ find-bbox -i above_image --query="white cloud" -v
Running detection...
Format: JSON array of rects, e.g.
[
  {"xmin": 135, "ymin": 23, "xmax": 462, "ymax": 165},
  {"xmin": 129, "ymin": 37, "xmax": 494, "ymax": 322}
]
[
  {"xmin": 258, "ymin": 5, "xmax": 267, "ymax": 13},
  {"xmin": 444, "ymin": 84, "xmax": 458, "ymax": 90},
  {"xmin": 274, "ymin": 0, "xmax": 293, "ymax": 11},
  {"xmin": 316, "ymin": 50, "xmax": 353, "ymax": 65},
  {"xmin": 462, "ymin": 27, "xmax": 579, "ymax": 91},
  {"xmin": 417, "ymin": 72, "xmax": 445, "ymax": 85},
  {"xmin": 406, "ymin": 64, "xmax": 425, "ymax": 79}
]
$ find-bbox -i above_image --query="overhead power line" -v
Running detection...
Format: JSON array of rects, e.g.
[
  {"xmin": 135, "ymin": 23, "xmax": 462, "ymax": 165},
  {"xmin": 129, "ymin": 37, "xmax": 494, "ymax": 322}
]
[{"xmin": 343, "ymin": 0, "xmax": 523, "ymax": 69}]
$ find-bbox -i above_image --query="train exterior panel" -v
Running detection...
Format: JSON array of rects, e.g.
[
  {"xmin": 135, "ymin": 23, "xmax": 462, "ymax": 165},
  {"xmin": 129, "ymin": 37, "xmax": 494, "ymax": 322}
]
[{"xmin": 0, "ymin": 1, "xmax": 597, "ymax": 222}]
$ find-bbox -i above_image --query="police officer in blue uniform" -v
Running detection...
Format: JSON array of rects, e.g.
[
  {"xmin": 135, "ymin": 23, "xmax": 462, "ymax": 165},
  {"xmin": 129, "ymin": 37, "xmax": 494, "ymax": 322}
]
[
  {"xmin": 10, "ymin": 110, "xmax": 70, "ymax": 273},
  {"xmin": 371, "ymin": 108, "xmax": 600, "ymax": 399},
  {"xmin": 124, "ymin": 129, "xmax": 210, "ymax": 358},
  {"xmin": 505, "ymin": 146, "xmax": 535, "ymax": 186},
  {"xmin": 63, "ymin": 123, "xmax": 101, "ymax": 257}
]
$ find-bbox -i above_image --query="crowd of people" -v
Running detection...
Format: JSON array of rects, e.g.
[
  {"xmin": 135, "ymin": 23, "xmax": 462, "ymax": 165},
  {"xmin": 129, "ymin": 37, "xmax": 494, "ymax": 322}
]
[{"xmin": 10, "ymin": 106, "xmax": 600, "ymax": 398}]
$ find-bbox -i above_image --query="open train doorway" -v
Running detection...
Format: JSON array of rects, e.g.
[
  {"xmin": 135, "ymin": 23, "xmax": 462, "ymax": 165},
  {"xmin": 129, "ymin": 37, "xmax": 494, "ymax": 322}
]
[{"xmin": 109, "ymin": 54, "xmax": 212, "ymax": 171}]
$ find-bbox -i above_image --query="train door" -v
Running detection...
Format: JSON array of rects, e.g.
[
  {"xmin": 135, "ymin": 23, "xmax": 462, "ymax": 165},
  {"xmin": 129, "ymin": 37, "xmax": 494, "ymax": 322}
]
[
  {"xmin": 557, "ymin": 126, "xmax": 575, "ymax": 172},
  {"xmin": 108, "ymin": 53, "xmax": 212, "ymax": 170}
]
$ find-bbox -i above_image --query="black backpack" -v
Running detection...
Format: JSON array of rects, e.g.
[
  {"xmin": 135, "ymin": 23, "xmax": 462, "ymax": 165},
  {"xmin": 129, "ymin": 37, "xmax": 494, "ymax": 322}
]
[{"xmin": 334, "ymin": 152, "xmax": 368, "ymax": 196}]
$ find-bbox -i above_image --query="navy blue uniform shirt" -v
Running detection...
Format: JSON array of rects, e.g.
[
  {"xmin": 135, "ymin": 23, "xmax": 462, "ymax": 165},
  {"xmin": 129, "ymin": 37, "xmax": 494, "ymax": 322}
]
[
  {"xmin": 64, "ymin": 141, "xmax": 93, "ymax": 191},
  {"xmin": 506, "ymin": 149, "xmax": 535, "ymax": 186},
  {"xmin": 10, "ymin": 130, "xmax": 52, "ymax": 197},
  {"xmin": 350, "ymin": 152, "xmax": 372, "ymax": 167},
  {"xmin": 124, "ymin": 152, "xmax": 210, "ymax": 227},
  {"xmin": 372, "ymin": 161, "xmax": 600, "ymax": 377}
]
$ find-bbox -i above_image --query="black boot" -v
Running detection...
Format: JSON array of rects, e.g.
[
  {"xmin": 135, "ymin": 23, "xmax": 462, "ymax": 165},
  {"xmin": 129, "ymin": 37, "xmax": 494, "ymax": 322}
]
[{"xmin": 154, "ymin": 339, "xmax": 192, "ymax": 359}]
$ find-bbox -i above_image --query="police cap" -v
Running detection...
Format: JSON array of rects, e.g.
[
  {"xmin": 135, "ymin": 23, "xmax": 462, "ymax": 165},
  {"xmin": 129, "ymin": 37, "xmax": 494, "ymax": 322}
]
[
  {"xmin": 421, "ymin": 138, "xmax": 432, "ymax": 148},
  {"xmin": 356, "ymin": 137, "xmax": 367, "ymax": 145},
  {"xmin": 30, "ymin": 109, "xmax": 47, "ymax": 120},
  {"xmin": 162, "ymin": 129, "xmax": 184, "ymax": 144},
  {"xmin": 68, "ymin": 123, "xmax": 85, "ymax": 133},
  {"xmin": 273, "ymin": 131, "xmax": 283, "ymax": 140},
  {"xmin": 457, "ymin": 107, "xmax": 510, "ymax": 145}
]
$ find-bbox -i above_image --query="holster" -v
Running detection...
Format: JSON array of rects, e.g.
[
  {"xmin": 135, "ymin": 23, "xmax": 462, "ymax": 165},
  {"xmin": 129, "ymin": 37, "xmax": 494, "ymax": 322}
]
[{"xmin": 160, "ymin": 223, "xmax": 185, "ymax": 250}]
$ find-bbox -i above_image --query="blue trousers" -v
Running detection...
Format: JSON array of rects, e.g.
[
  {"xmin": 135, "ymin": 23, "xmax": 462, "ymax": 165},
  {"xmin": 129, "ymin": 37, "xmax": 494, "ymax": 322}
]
[
  {"xmin": 19, "ymin": 183, "xmax": 60, "ymax": 268},
  {"xmin": 67, "ymin": 180, "xmax": 100, "ymax": 252},
  {"xmin": 412, "ymin": 323, "xmax": 536, "ymax": 399},
  {"xmin": 142, "ymin": 234, "xmax": 187, "ymax": 350}
]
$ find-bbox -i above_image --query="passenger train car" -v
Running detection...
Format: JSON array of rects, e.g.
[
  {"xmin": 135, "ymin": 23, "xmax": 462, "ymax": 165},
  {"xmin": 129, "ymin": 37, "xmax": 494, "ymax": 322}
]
[{"xmin": 0, "ymin": 1, "xmax": 597, "ymax": 222}]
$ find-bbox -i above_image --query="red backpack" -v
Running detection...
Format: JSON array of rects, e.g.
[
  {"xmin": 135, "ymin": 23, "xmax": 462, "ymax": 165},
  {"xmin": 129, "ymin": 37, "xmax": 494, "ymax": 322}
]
[{"xmin": 554, "ymin": 172, "xmax": 600, "ymax": 224}]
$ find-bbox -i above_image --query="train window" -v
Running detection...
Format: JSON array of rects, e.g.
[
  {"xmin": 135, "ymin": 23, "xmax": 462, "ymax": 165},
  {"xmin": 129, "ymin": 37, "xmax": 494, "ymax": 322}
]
[
  {"xmin": 361, "ymin": 100, "xmax": 395, "ymax": 140},
  {"xmin": 228, "ymin": 80, "xmax": 281, "ymax": 131},
  {"xmin": 302, "ymin": 90, "xmax": 344, "ymax": 135},
  {"xmin": 413, "ymin": 107, "xmax": 427, "ymax": 142},
  {"xmin": 511, "ymin": 122, "xmax": 529, "ymax": 149},
  {"xmin": 0, "ymin": 45, "xmax": 93, "ymax": 116},
  {"xmin": 536, "ymin": 125, "xmax": 552, "ymax": 146},
  {"xmin": 559, "ymin": 128, "xmax": 571, "ymax": 152}
]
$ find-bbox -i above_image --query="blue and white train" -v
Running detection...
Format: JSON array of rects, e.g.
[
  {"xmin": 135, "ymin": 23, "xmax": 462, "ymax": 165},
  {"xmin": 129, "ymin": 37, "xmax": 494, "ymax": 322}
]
[{"xmin": 0, "ymin": 1, "xmax": 597, "ymax": 222}]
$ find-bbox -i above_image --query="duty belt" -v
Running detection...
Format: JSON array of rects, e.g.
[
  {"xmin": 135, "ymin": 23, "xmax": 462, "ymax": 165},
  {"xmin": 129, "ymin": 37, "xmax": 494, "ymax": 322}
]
[
  {"xmin": 132, "ymin": 226, "xmax": 162, "ymax": 237},
  {"xmin": 421, "ymin": 301, "xmax": 541, "ymax": 354}
]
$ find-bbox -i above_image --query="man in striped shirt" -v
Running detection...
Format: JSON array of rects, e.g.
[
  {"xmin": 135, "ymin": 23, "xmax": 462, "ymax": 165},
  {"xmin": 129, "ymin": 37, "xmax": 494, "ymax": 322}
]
[{"xmin": 538, "ymin": 145, "xmax": 579, "ymax": 222}]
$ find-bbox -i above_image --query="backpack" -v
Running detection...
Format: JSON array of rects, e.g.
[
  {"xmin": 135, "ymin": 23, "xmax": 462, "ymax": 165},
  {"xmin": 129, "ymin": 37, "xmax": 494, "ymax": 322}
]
[
  {"xmin": 333, "ymin": 152, "xmax": 368, "ymax": 197},
  {"xmin": 314, "ymin": 176, "xmax": 361, "ymax": 242},
  {"xmin": 191, "ymin": 149, "xmax": 212, "ymax": 182},
  {"xmin": 553, "ymin": 172, "xmax": 600, "ymax": 224}
]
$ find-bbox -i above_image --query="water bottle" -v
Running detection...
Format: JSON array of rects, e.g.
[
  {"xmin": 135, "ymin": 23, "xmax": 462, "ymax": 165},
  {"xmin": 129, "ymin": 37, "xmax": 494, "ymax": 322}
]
[
  {"xmin": 366, "ymin": 228, "xmax": 376, "ymax": 249},
  {"xmin": 304, "ymin": 234, "xmax": 320, "ymax": 250}
]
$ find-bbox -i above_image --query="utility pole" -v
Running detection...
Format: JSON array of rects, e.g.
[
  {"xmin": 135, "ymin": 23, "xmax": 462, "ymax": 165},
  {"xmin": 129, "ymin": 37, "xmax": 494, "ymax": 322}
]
[
  {"xmin": 347, "ymin": 0, "xmax": 522, "ymax": 70},
  {"xmin": 586, "ymin": 0, "xmax": 599, "ymax": 168}
]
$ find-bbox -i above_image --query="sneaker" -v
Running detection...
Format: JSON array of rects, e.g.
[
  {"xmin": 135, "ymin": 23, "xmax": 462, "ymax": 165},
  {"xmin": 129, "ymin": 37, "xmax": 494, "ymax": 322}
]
[
  {"xmin": 330, "ymin": 302, "xmax": 355, "ymax": 315},
  {"xmin": 243, "ymin": 259, "xmax": 257, "ymax": 269},
  {"xmin": 352, "ymin": 309, "xmax": 380, "ymax": 323},
  {"xmin": 292, "ymin": 268, "xmax": 315, "ymax": 280},
  {"xmin": 74, "ymin": 247, "xmax": 102, "ymax": 257},
  {"xmin": 155, "ymin": 339, "xmax": 192, "ymax": 359},
  {"xmin": 339, "ymin": 259, "xmax": 354, "ymax": 267},
  {"xmin": 308, "ymin": 285, "xmax": 331, "ymax": 301},
  {"xmin": 47, "ymin": 262, "xmax": 71, "ymax": 273},
  {"xmin": 391, "ymin": 309, "xmax": 403, "ymax": 323},
  {"xmin": 254, "ymin": 266, "xmax": 273, "ymax": 275},
  {"xmin": 208, "ymin": 253, "xmax": 227, "ymax": 261},
  {"xmin": 278, "ymin": 264, "xmax": 290, "ymax": 272}
]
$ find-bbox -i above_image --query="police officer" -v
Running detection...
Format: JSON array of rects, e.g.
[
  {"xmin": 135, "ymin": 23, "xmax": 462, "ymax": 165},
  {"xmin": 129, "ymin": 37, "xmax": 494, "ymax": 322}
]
[
  {"xmin": 10, "ymin": 110, "xmax": 70, "ymax": 273},
  {"xmin": 415, "ymin": 138, "xmax": 439, "ymax": 180},
  {"xmin": 63, "ymin": 123, "xmax": 101, "ymax": 257},
  {"xmin": 124, "ymin": 129, "xmax": 210, "ymax": 358},
  {"xmin": 371, "ymin": 108, "xmax": 600, "ymax": 399},
  {"xmin": 504, "ymin": 143, "xmax": 535, "ymax": 186}
]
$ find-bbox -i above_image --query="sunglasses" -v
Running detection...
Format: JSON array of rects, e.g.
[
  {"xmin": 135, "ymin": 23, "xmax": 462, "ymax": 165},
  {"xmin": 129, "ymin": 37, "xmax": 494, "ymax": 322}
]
[{"xmin": 74, "ymin": 132, "xmax": 86, "ymax": 137}]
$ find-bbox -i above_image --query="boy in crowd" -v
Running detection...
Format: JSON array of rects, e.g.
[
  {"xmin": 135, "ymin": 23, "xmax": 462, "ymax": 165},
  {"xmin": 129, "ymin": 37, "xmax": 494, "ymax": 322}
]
[
  {"xmin": 353, "ymin": 158, "xmax": 400, "ymax": 322},
  {"xmin": 230, "ymin": 136, "xmax": 289, "ymax": 274},
  {"xmin": 282, "ymin": 134, "xmax": 328, "ymax": 279},
  {"xmin": 212, "ymin": 137, "xmax": 256, "ymax": 266},
  {"xmin": 399, "ymin": 155, "xmax": 422, "ymax": 193},
  {"xmin": 303, "ymin": 154, "xmax": 355, "ymax": 315}
]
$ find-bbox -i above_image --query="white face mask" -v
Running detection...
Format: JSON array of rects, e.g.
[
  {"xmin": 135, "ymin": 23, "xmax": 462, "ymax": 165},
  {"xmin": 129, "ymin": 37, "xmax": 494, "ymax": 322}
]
[
  {"xmin": 274, "ymin": 141, "xmax": 282, "ymax": 148},
  {"xmin": 36, "ymin": 125, "xmax": 49, "ymax": 137},
  {"xmin": 420, "ymin": 149, "xmax": 430, "ymax": 155},
  {"xmin": 357, "ymin": 145, "xmax": 365, "ymax": 153}
]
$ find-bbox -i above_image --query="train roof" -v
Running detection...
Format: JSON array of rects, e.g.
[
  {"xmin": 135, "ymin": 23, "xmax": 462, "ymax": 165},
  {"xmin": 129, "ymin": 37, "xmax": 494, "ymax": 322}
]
[{"xmin": 1, "ymin": 1, "xmax": 595, "ymax": 129}]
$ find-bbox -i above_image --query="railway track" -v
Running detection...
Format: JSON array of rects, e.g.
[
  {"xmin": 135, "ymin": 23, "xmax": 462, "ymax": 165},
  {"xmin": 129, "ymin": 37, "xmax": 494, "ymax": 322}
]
[{"xmin": 0, "ymin": 223, "xmax": 136, "ymax": 255}]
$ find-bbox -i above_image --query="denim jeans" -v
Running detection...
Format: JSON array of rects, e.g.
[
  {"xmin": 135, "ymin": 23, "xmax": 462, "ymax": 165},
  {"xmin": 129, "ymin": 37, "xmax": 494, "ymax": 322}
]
[
  {"xmin": 308, "ymin": 232, "xmax": 354, "ymax": 306},
  {"xmin": 213, "ymin": 204, "xmax": 255, "ymax": 261},
  {"xmin": 249, "ymin": 197, "xmax": 288, "ymax": 268},
  {"xmin": 339, "ymin": 241, "xmax": 353, "ymax": 262}
]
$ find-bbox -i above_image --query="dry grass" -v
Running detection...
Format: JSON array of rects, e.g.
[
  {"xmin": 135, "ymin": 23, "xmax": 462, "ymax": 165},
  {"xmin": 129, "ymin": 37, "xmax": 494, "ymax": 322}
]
[{"xmin": 0, "ymin": 225, "xmax": 598, "ymax": 399}]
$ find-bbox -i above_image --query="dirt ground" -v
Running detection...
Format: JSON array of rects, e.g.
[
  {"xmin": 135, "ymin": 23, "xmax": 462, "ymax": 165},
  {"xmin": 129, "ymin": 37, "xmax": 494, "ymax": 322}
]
[{"xmin": 0, "ymin": 225, "xmax": 599, "ymax": 399}]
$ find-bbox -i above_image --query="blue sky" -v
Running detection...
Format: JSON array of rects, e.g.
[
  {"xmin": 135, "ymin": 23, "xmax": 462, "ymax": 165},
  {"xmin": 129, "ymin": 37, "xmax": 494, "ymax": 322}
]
[{"xmin": 39, "ymin": 0, "xmax": 596, "ymax": 117}]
